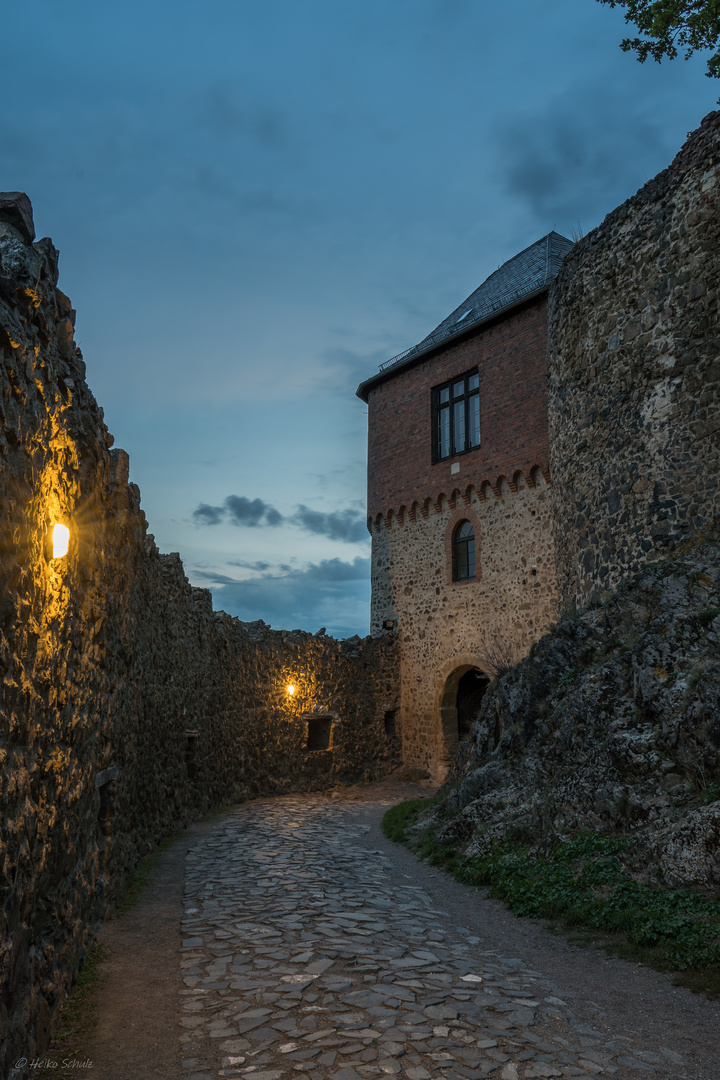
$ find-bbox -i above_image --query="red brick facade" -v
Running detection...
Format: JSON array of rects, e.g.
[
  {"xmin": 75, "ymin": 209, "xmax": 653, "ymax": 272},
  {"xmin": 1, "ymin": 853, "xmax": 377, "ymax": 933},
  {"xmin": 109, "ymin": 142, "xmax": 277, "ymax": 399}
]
[{"xmin": 366, "ymin": 296, "xmax": 551, "ymax": 521}]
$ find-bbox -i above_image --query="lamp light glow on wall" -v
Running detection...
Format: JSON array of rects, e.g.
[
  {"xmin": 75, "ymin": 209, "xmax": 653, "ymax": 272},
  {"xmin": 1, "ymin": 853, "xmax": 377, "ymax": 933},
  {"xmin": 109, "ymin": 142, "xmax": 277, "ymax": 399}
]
[
  {"xmin": 287, "ymin": 684, "xmax": 295, "ymax": 696},
  {"xmin": 52, "ymin": 523, "xmax": 70, "ymax": 559}
]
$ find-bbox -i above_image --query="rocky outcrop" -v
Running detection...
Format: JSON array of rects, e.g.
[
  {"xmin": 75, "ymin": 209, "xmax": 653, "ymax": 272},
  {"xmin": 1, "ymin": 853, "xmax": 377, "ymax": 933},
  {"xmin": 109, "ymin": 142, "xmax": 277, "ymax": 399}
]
[
  {"xmin": 0, "ymin": 198, "xmax": 401, "ymax": 1074},
  {"xmin": 435, "ymin": 536, "xmax": 720, "ymax": 891}
]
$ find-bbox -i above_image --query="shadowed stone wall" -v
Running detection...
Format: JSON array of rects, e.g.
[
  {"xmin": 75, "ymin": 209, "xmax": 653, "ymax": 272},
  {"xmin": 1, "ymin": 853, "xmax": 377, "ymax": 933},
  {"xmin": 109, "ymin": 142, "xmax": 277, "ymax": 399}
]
[
  {"xmin": 548, "ymin": 110, "xmax": 720, "ymax": 611},
  {"xmin": 0, "ymin": 200, "xmax": 400, "ymax": 1073}
]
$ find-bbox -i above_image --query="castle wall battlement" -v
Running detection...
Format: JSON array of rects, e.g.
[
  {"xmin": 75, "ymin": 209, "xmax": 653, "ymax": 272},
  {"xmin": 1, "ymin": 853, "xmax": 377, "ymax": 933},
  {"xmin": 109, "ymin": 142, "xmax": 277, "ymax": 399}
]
[{"xmin": 367, "ymin": 464, "xmax": 552, "ymax": 530}]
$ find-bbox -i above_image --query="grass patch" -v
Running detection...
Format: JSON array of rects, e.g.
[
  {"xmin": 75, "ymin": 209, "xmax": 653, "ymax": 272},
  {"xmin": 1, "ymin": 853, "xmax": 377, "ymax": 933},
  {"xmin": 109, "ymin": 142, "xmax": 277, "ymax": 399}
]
[
  {"xmin": 381, "ymin": 795, "xmax": 441, "ymax": 843},
  {"xmin": 384, "ymin": 801, "xmax": 720, "ymax": 999},
  {"xmin": 115, "ymin": 832, "xmax": 180, "ymax": 916},
  {"xmin": 558, "ymin": 667, "xmax": 581, "ymax": 688},
  {"xmin": 49, "ymin": 944, "xmax": 107, "ymax": 1074},
  {"xmin": 201, "ymin": 803, "xmax": 236, "ymax": 822},
  {"xmin": 699, "ymin": 781, "xmax": 720, "ymax": 805}
]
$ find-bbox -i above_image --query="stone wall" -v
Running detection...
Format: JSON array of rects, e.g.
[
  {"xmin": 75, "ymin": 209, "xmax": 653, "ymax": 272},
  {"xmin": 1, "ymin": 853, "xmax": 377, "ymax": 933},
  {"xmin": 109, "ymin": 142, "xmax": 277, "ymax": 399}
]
[
  {"xmin": 372, "ymin": 474, "xmax": 557, "ymax": 779},
  {"xmin": 547, "ymin": 110, "xmax": 720, "ymax": 611},
  {"xmin": 0, "ymin": 199, "xmax": 400, "ymax": 1074},
  {"xmin": 432, "ymin": 535, "xmax": 720, "ymax": 892}
]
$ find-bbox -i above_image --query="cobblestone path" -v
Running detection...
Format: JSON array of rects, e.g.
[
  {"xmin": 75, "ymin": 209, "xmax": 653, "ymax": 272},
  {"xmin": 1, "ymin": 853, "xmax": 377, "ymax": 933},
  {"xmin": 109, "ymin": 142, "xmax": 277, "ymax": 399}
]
[{"xmin": 177, "ymin": 795, "xmax": 688, "ymax": 1080}]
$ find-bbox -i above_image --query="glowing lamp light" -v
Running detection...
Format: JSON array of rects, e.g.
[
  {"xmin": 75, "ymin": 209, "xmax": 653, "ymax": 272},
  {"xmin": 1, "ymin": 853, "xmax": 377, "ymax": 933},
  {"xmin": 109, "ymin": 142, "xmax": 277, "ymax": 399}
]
[
  {"xmin": 52, "ymin": 523, "xmax": 70, "ymax": 559},
  {"xmin": 287, "ymin": 684, "xmax": 295, "ymax": 696}
]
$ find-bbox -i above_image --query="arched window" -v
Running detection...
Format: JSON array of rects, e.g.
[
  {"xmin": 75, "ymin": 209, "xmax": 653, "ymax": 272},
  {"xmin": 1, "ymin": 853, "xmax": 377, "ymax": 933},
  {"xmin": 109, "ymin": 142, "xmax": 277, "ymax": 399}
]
[{"xmin": 452, "ymin": 520, "xmax": 476, "ymax": 581}]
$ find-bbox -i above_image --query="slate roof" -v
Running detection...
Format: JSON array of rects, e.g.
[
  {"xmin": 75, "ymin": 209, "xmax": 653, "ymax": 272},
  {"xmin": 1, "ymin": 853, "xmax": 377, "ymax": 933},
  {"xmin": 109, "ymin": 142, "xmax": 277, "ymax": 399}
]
[{"xmin": 356, "ymin": 231, "xmax": 573, "ymax": 401}]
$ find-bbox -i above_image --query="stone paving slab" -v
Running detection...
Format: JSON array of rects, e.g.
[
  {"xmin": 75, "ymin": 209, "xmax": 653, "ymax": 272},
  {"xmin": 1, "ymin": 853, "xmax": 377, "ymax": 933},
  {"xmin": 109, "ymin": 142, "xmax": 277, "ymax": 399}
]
[{"xmin": 178, "ymin": 795, "xmax": 686, "ymax": 1080}]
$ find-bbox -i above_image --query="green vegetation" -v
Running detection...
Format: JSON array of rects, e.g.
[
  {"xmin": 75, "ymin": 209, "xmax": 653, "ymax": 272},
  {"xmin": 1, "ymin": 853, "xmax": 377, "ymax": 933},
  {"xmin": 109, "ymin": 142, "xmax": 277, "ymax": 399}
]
[
  {"xmin": 597, "ymin": 1, "xmax": 720, "ymax": 86},
  {"xmin": 381, "ymin": 795, "xmax": 441, "ymax": 843},
  {"xmin": 700, "ymin": 780, "xmax": 720, "ymax": 804},
  {"xmin": 115, "ymin": 832, "xmax": 180, "ymax": 915},
  {"xmin": 558, "ymin": 668, "xmax": 581, "ymax": 689},
  {"xmin": 49, "ymin": 945, "xmax": 107, "ymax": 1075},
  {"xmin": 697, "ymin": 607, "xmax": 720, "ymax": 626},
  {"xmin": 383, "ymin": 800, "xmax": 720, "ymax": 998}
]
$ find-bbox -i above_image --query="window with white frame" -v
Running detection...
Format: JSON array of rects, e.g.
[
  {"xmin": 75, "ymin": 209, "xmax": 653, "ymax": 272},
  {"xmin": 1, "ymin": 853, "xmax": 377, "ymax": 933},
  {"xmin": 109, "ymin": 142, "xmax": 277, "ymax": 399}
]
[{"xmin": 433, "ymin": 370, "xmax": 480, "ymax": 461}]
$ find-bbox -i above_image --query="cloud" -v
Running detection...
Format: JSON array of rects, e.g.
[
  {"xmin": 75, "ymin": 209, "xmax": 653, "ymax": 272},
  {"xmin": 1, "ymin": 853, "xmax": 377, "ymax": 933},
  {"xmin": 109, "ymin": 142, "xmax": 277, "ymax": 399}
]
[
  {"xmin": 225, "ymin": 495, "xmax": 283, "ymax": 526},
  {"xmin": 204, "ymin": 556, "xmax": 371, "ymax": 639},
  {"xmin": 192, "ymin": 495, "xmax": 368, "ymax": 542},
  {"xmin": 493, "ymin": 84, "xmax": 667, "ymax": 228},
  {"xmin": 191, "ymin": 569, "xmax": 243, "ymax": 585},
  {"xmin": 193, "ymin": 502, "xmax": 226, "ymax": 525},
  {"xmin": 293, "ymin": 504, "xmax": 368, "ymax": 544},
  {"xmin": 198, "ymin": 84, "xmax": 287, "ymax": 149},
  {"xmin": 192, "ymin": 495, "xmax": 283, "ymax": 527},
  {"xmin": 288, "ymin": 557, "xmax": 369, "ymax": 582}
]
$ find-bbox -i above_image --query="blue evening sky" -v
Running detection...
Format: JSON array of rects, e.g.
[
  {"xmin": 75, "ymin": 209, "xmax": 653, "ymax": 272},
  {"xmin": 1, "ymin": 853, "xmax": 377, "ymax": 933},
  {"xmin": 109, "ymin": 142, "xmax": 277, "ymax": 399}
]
[{"xmin": 3, "ymin": 0, "xmax": 716, "ymax": 636}]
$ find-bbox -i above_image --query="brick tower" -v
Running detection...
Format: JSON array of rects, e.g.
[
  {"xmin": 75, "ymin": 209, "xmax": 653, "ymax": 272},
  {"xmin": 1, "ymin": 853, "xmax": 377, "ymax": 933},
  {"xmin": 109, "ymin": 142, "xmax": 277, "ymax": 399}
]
[{"xmin": 357, "ymin": 233, "xmax": 572, "ymax": 779}]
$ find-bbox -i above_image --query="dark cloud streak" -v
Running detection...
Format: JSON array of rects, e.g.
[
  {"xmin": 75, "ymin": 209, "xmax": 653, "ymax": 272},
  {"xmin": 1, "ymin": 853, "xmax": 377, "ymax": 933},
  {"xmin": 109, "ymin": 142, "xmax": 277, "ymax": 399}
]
[
  {"xmin": 193, "ymin": 502, "xmax": 226, "ymax": 525},
  {"xmin": 293, "ymin": 504, "xmax": 368, "ymax": 544},
  {"xmin": 493, "ymin": 85, "xmax": 667, "ymax": 227},
  {"xmin": 192, "ymin": 495, "xmax": 368, "ymax": 542},
  {"xmin": 193, "ymin": 495, "xmax": 283, "ymax": 527}
]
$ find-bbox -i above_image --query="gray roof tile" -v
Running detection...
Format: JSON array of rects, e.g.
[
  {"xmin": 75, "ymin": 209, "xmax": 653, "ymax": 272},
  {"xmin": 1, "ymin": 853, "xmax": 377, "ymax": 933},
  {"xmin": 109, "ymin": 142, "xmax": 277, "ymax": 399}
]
[
  {"xmin": 414, "ymin": 230, "xmax": 573, "ymax": 355},
  {"xmin": 357, "ymin": 232, "xmax": 572, "ymax": 400}
]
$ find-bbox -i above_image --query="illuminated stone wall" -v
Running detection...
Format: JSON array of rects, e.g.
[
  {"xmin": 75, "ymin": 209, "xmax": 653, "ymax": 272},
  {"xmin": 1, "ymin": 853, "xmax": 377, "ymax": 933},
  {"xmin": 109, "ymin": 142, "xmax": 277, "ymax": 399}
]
[
  {"xmin": 0, "ymin": 198, "xmax": 400, "ymax": 1072},
  {"xmin": 372, "ymin": 475, "xmax": 557, "ymax": 780}
]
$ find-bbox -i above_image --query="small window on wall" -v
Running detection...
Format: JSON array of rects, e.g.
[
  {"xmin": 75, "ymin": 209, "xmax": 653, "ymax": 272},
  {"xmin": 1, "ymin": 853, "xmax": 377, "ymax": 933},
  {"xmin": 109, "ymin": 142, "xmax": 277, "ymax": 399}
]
[
  {"xmin": 307, "ymin": 716, "xmax": 332, "ymax": 751},
  {"xmin": 434, "ymin": 370, "xmax": 480, "ymax": 461},
  {"xmin": 452, "ymin": 520, "xmax": 476, "ymax": 581},
  {"xmin": 384, "ymin": 709, "xmax": 398, "ymax": 737}
]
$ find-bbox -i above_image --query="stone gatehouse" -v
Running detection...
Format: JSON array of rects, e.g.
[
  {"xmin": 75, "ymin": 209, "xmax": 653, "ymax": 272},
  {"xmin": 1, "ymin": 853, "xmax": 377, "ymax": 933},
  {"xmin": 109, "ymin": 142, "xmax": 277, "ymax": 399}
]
[{"xmin": 357, "ymin": 233, "xmax": 571, "ymax": 779}]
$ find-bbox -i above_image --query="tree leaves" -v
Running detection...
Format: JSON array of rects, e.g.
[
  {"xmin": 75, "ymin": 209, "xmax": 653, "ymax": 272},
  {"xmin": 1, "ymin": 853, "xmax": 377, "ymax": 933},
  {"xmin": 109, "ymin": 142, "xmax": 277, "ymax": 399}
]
[{"xmin": 598, "ymin": 1, "xmax": 720, "ymax": 85}]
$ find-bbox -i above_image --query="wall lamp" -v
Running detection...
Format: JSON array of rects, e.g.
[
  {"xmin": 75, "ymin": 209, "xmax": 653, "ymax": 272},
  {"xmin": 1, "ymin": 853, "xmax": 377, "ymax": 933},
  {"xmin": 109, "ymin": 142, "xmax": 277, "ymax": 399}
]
[
  {"xmin": 51, "ymin": 523, "xmax": 70, "ymax": 559},
  {"xmin": 287, "ymin": 684, "xmax": 296, "ymax": 696}
]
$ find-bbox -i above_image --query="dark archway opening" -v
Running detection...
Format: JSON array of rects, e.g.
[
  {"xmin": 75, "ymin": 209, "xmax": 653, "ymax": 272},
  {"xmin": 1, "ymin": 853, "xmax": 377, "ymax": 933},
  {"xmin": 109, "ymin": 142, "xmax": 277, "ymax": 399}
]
[{"xmin": 456, "ymin": 668, "xmax": 489, "ymax": 739}]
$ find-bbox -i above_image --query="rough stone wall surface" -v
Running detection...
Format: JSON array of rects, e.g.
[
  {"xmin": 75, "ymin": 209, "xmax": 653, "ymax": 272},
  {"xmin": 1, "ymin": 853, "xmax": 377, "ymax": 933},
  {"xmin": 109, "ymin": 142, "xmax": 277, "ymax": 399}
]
[
  {"xmin": 434, "ymin": 539, "xmax": 720, "ymax": 892},
  {"xmin": 369, "ymin": 522, "xmax": 395, "ymax": 633},
  {"xmin": 366, "ymin": 297, "xmax": 550, "ymax": 522},
  {"xmin": 373, "ymin": 476, "xmax": 557, "ymax": 778},
  {"xmin": 548, "ymin": 110, "xmax": 720, "ymax": 611},
  {"xmin": 0, "ymin": 214, "xmax": 400, "ymax": 1073}
]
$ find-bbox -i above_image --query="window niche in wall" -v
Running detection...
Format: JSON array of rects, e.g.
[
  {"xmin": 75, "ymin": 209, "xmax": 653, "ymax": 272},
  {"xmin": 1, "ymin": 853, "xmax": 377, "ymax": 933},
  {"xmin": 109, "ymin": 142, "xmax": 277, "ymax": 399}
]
[
  {"xmin": 306, "ymin": 716, "xmax": 333, "ymax": 752},
  {"xmin": 452, "ymin": 520, "xmax": 476, "ymax": 581},
  {"xmin": 384, "ymin": 709, "xmax": 398, "ymax": 737}
]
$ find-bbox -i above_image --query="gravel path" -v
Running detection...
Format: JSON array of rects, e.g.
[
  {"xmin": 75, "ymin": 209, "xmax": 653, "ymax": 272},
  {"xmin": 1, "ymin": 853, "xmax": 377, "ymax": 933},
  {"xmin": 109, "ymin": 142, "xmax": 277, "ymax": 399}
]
[{"xmin": 86, "ymin": 783, "xmax": 720, "ymax": 1080}]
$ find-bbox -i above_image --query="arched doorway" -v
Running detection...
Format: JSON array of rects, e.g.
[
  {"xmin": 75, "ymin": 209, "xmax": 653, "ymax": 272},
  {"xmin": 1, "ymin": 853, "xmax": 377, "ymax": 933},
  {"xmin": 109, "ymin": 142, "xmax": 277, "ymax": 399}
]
[
  {"xmin": 456, "ymin": 668, "xmax": 490, "ymax": 739},
  {"xmin": 439, "ymin": 665, "xmax": 490, "ymax": 758}
]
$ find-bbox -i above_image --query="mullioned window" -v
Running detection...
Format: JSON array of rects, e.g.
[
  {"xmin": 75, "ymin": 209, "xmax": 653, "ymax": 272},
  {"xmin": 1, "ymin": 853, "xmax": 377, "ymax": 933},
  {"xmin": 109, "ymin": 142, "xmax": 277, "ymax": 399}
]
[{"xmin": 433, "ymin": 370, "xmax": 480, "ymax": 461}]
